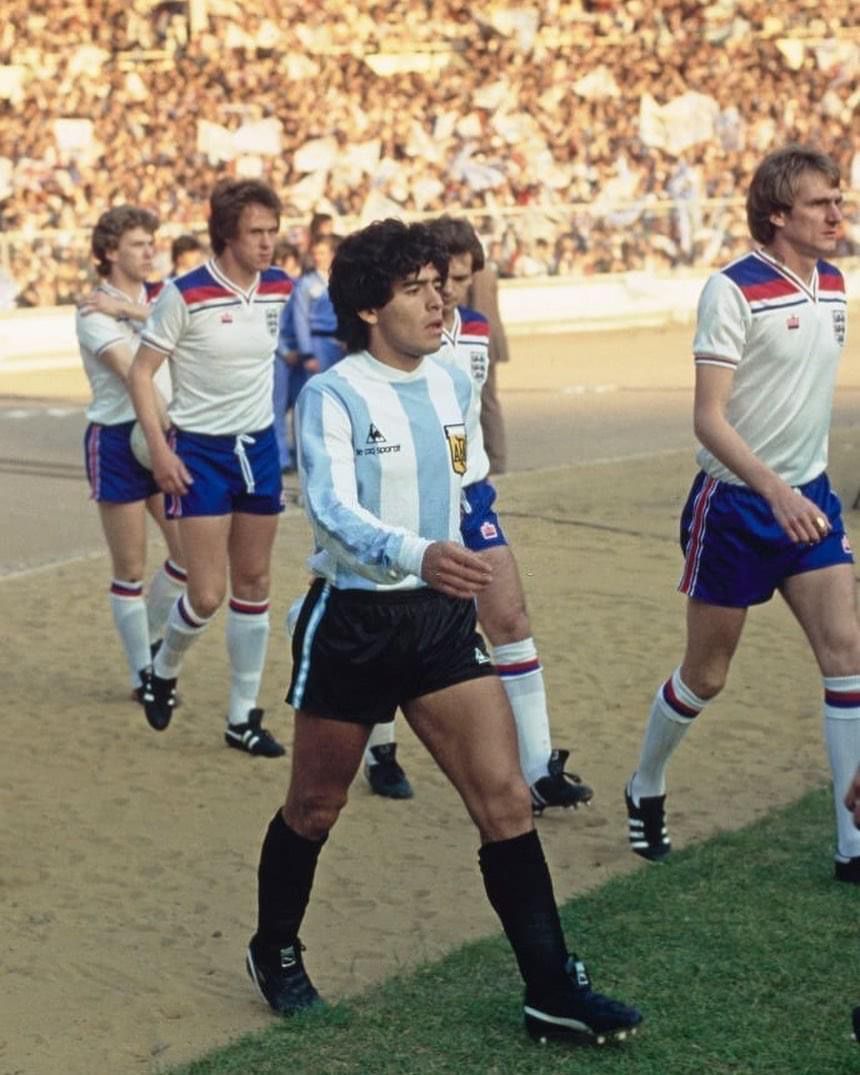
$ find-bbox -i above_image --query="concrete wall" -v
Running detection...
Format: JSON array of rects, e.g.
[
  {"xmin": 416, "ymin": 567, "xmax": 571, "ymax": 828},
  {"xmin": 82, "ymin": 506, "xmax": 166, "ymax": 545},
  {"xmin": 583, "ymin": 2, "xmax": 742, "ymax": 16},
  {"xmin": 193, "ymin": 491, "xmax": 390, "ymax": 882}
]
[{"xmin": 3, "ymin": 265, "xmax": 859, "ymax": 379}]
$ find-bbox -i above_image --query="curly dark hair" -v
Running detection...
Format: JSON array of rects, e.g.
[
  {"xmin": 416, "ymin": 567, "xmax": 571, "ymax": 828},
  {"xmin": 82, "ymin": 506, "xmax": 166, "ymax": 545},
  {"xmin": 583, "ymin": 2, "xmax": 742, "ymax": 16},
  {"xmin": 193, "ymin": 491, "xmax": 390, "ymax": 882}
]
[
  {"xmin": 208, "ymin": 179, "xmax": 282, "ymax": 256},
  {"xmin": 426, "ymin": 215, "xmax": 486, "ymax": 272},
  {"xmin": 746, "ymin": 144, "xmax": 841, "ymax": 245},
  {"xmin": 329, "ymin": 219, "xmax": 449, "ymax": 353},
  {"xmin": 91, "ymin": 205, "xmax": 159, "ymax": 277}
]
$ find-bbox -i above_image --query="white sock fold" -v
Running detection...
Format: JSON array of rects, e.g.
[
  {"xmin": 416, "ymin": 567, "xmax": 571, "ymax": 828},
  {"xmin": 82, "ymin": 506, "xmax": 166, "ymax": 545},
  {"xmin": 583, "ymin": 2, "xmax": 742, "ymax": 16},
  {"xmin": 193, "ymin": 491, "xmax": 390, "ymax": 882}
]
[
  {"xmin": 110, "ymin": 579, "xmax": 150, "ymax": 688},
  {"xmin": 146, "ymin": 559, "xmax": 187, "ymax": 644},
  {"xmin": 823, "ymin": 675, "xmax": 860, "ymax": 861},
  {"xmin": 226, "ymin": 597, "xmax": 270, "ymax": 726},
  {"xmin": 630, "ymin": 668, "xmax": 707, "ymax": 803},
  {"xmin": 154, "ymin": 594, "xmax": 213, "ymax": 680},
  {"xmin": 493, "ymin": 638, "xmax": 553, "ymax": 786}
]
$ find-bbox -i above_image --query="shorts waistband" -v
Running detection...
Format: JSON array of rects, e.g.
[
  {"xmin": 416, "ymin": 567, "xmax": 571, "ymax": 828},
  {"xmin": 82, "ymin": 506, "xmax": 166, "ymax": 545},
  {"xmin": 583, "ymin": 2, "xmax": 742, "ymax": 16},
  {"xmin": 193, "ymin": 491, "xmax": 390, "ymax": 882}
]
[
  {"xmin": 175, "ymin": 424, "xmax": 274, "ymax": 443},
  {"xmin": 326, "ymin": 582, "xmax": 447, "ymax": 607}
]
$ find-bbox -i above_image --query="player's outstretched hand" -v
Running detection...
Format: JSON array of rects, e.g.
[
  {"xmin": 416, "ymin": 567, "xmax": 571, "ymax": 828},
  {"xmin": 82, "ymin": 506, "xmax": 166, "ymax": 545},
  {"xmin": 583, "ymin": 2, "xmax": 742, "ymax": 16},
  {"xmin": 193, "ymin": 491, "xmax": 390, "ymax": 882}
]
[
  {"xmin": 152, "ymin": 446, "xmax": 194, "ymax": 497},
  {"xmin": 844, "ymin": 765, "xmax": 860, "ymax": 830},
  {"xmin": 421, "ymin": 541, "xmax": 493, "ymax": 599},
  {"xmin": 768, "ymin": 485, "xmax": 831, "ymax": 545},
  {"xmin": 77, "ymin": 289, "xmax": 120, "ymax": 317}
]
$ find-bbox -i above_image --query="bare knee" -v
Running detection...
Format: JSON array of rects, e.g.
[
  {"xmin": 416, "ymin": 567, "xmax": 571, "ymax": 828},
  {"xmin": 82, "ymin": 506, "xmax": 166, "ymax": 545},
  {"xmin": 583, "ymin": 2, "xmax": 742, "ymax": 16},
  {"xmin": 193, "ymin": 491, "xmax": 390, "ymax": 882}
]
[
  {"xmin": 186, "ymin": 586, "xmax": 226, "ymax": 620},
  {"xmin": 285, "ymin": 788, "xmax": 348, "ymax": 841},
  {"xmin": 679, "ymin": 663, "xmax": 727, "ymax": 701},
  {"xmin": 111, "ymin": 561, "xmax": 145, "ymax": 583},
  {"xmin": 472, "ymin": 773, "xmax": 533, "ymax": 842},
  {"xmin": 231, "ymin": 572, "xmax": 271, "ymax": 605},
  {"xmin": 814, "ymin": 626, "xmax": 860, "ymax": 678},
  {"xmin": 483, "ymin": 605, "xmax": 530, "ymax": 647}
]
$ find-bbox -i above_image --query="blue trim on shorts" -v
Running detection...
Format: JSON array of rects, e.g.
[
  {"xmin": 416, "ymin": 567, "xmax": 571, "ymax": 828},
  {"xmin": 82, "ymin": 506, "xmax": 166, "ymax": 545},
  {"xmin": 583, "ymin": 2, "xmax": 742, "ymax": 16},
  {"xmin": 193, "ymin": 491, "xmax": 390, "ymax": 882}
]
[
  {"xmin": 291, "ymin": 581, "xmax": 331, "ymax": 710},
  {"xmin": 84, "ymin": 421, "xmax": 160, "ymax": 503},
  {"xmin": 678, "ymin": 470, "xmax": 854, "ymax": 607},
  {"xmin": 167, "ymin": 425, "xmax": 285, "ymax": 518},
  {"xmin": 460, "ymin": 478, "xmax": 507, "ymax": 551}
]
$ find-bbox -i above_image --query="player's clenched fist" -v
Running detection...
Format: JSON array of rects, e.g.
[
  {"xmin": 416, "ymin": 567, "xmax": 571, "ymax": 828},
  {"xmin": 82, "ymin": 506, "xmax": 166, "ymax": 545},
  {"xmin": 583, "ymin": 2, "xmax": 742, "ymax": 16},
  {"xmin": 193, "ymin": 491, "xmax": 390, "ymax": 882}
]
[{"xmin": 421, "ymin": 541, "xmax": 492, "ymax": 599}]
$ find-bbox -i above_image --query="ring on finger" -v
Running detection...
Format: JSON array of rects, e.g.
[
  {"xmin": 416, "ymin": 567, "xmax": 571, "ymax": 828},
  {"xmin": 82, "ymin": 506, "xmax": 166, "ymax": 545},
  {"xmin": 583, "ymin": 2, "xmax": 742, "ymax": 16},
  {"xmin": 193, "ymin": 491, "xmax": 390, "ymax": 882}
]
[{"xmin": 815, "ymin": 516, "xmax": 827, "ymax": 531}]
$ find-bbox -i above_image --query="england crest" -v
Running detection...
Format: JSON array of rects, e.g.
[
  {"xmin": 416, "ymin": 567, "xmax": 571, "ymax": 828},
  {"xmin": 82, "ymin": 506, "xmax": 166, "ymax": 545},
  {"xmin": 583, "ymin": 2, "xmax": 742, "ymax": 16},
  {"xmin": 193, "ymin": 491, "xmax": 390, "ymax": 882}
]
[{"xmin": 833, "ymin": 309, "xmax": 846, "ymax": 346}]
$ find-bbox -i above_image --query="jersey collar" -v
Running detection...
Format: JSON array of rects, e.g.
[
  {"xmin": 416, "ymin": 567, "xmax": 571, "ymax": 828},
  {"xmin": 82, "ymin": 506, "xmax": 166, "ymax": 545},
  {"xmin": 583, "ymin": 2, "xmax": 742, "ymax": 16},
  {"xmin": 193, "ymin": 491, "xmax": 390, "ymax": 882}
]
[
  {"xmin": 208, "ymin": 257, "xmax": 260, "ymax": 303},
  {"xmin": 753, "ymin": 248, "xmax": 818, "ymax": 302},
  {"xmin": 441, "ymin": 306, "xmax": 462, "ymax": 348}
]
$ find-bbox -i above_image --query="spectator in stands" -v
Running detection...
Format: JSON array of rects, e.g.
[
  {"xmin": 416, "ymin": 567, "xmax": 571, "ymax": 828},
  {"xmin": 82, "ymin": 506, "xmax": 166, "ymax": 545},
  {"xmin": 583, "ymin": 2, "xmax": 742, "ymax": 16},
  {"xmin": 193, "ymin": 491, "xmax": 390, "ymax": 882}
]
[{"xmin": 1, "ymin": 0, "xmax": 857, "ymax": 306}]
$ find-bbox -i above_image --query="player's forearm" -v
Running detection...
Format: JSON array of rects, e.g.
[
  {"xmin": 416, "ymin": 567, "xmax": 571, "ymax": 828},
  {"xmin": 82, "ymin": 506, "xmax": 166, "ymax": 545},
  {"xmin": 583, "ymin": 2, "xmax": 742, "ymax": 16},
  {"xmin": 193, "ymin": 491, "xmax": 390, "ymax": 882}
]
[
  {"xmin": 694, "ymin": 407, "xmax": 787, "ymax": 501},
  {"xmin": 129, "ymin": 362, "xmax": 170, "ymax": 454},
  {"xmin": 307, "ymin": 483, "xmax": 429, "ymax": 583}
]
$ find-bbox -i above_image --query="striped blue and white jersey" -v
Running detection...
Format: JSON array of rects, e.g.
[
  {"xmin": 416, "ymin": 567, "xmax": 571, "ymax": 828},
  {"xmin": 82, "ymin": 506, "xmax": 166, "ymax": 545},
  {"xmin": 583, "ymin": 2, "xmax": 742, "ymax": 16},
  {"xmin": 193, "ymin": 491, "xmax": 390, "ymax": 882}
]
[
  {"xmin": 434, "ymin": 305, "xmax": 491, "ymax": 485},
  {"xmin": 141, "ymin": 259, "xmax": 292, "ymax": 435},
  {"xmin": 693, "ymin": 249, "xmax": 847, "ymax": 487},
  {"xmin": 296, "ymin": 349, "xmax": 473, "ymax": 590}
]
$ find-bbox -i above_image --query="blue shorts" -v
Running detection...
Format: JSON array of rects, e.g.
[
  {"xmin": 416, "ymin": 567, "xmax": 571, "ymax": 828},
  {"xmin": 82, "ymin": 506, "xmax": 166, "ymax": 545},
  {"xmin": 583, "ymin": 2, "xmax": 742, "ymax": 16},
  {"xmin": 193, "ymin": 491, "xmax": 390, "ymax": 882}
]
[
  {"xmin": 678, "ymin": 470, "xmax": 853, "ymax": 607},
  {"xmin": 166, "ymin": 425, "xmax": 285, "ymax": 518},
  {"xmin": 460, "ymin": 479, "xmax": 508, "ymax": 551},
  {"xmin": 84, "ymin": 421, "xmax": 159, "ymax": 503}
]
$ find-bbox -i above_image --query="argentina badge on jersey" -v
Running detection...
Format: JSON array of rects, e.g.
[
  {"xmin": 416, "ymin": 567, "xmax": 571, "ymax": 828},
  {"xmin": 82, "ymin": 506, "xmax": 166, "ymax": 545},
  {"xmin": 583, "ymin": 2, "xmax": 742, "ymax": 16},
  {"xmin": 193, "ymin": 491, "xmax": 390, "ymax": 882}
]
[{"xmin": 444, "ymin": 423, "xmax": 467, "ymax": 475}]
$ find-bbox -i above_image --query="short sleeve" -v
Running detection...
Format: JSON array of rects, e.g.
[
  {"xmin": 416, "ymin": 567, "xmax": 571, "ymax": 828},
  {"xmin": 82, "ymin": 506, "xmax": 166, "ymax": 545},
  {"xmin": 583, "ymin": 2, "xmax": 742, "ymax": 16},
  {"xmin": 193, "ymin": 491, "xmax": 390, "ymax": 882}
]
[
  {"xmin": 140, "ymin": 282, "xmax": 188, "ymax": 356},
  {"xmin": 692, "ymin": 273, "xmax": 751, "ymax": 370},
  {"xmin": 75, "ymin": 310, "xmax": 127, "ymax": 357}
]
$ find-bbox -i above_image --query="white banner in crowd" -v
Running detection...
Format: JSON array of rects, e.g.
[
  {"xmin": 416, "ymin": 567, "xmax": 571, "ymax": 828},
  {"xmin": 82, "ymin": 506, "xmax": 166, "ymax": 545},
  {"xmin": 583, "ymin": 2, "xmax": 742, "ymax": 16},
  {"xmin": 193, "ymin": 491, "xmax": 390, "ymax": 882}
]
[
  {"xmin": 233, "ymin": 118, "xmax": 282, "ymax": 157},
  {"xmin": 0, "ymin": 65, "xmax": 25, "ymax": 104},
  {"xmin": 639, "ymin": 91, "xmax": 719, "ymax": 155},
  {"xmin": 197, "ymin": 118, "xmax": 283, "ymax": 162},
  {"xmin": 293, "ymin": 136, "xmax": 338, "ymax": 174},
  {"xmin": 53, "ymin": 118, "xmax": 95, "ymax": 157},
  {"xmin": 573, "ymin": 65, "xmax": 621, "ymax": 100}
]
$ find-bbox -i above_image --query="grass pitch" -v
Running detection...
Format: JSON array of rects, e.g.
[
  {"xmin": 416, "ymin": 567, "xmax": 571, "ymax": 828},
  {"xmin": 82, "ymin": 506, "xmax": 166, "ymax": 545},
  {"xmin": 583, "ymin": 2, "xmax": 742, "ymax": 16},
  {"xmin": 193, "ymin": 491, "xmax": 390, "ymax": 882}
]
[{"xmin": 169, "ymin": 788, "xmax": 858, "ymax": 1075}]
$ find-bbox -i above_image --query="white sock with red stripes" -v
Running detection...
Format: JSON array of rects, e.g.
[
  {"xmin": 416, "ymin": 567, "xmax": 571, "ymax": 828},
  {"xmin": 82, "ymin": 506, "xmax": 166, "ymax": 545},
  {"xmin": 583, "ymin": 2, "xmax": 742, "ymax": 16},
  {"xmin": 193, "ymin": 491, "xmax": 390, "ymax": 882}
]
[
  {"xmin": 146, "ymin": 558, "xmax": 187, "ymax": 644},
  {"xmin": 154, "ymin": 594, "xmax": 213, "ymax": 679},
  {"xmin": 493, "ymin": 638, "xmax": 552, "ymax": 786},
  {"xmin": 823, "ymin": 675, "xmax": 860, "ymax": 861},
  {"xmin": 226, "ymin": 597, "xmax": 270, "ymax": 726},
  {"xmin": 110, "ymin": 579, "xmax": 150, "ymax": 688},
  {"xmin": 630, "ymin": 668, "xmax": 707, "ymax": 804}
]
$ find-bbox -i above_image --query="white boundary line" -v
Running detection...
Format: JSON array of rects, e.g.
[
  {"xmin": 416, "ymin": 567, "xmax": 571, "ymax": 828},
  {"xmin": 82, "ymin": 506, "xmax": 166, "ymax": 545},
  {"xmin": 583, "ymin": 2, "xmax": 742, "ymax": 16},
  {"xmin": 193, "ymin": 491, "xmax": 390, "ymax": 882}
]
[
  {"xmin": 0, "ymin": 448, "xmax": 692, "ymax": 583},
  {"xmin": 0, "ymin": 549, "xmax": 105, "ymax": 582}
]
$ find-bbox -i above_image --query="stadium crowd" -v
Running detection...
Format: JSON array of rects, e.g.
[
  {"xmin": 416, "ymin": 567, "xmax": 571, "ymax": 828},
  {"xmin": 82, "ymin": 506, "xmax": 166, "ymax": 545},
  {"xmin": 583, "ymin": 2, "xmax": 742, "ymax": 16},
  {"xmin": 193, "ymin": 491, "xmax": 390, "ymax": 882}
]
[{"xmin": 1, "ymin": 0, "xmax": 858, "ymax": 306}]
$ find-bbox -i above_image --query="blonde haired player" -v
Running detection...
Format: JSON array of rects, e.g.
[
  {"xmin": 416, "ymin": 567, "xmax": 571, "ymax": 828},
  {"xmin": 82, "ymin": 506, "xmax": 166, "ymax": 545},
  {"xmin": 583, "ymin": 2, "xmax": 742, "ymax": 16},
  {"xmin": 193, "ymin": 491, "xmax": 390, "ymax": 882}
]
[
  {"xmin": 625, "ymin": 145, "xmax": 860, "ymax": 883},
  {"xmin": 129, "ymin": 180, "xmax": 292, "ymax": 756}
]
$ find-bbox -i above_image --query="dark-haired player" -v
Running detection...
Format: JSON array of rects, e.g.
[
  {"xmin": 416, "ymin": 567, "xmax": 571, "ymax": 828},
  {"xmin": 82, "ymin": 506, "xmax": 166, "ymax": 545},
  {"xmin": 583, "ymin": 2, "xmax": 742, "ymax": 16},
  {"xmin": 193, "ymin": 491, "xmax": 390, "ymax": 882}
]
[
  {"xmin": 364, "ymin": 216, "xmax": 592, "ymax": 814},
  {"xmin": 245, "ymin": 218, "xmax": 642, "ymax": 1046},
  {"xmin": 129, "ymin": 180, "xmax": 292, "ymax": 756}
]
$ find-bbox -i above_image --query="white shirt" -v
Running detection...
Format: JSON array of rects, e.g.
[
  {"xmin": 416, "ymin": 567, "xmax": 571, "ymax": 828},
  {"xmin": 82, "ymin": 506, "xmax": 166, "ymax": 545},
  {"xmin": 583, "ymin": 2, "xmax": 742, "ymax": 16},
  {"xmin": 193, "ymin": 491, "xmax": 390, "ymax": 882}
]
[
  {"xmin": 77, "ymin": 280, "xmax": 170, "ymax": 425},
  {"xmin": 694, "ymin": 249, "xmax": 847, "ymax": 487},
  {"xmin": 141, "ymin": 258, "xmax": 292, "ymax": 435},
  {"xmin": 297, "ymin": 349, "xmax": 473, "ymax": 591},
  {"xmin": 433, "ymin": 305, "xmax": 491, "ymax": 485}
]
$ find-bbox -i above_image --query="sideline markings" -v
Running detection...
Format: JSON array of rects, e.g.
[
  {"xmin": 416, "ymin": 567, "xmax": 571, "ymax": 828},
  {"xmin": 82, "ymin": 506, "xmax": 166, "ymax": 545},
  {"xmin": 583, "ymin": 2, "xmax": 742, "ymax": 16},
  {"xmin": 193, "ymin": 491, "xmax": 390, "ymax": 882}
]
[
  {"xmin": 0, "ymin": 449, "xmax": 691, "ymax": 584},
  {"xmin": 0, "ymin": 549, "xmax": 105, "ymax": 583}
]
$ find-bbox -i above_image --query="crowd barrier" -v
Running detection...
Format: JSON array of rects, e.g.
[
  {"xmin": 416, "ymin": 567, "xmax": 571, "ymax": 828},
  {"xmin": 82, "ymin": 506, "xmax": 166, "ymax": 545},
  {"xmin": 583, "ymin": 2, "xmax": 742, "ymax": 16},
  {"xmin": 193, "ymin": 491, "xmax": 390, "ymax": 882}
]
[{"xmin": 2, "ymin": 266, "xmax": 860, "ymax": 376}]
